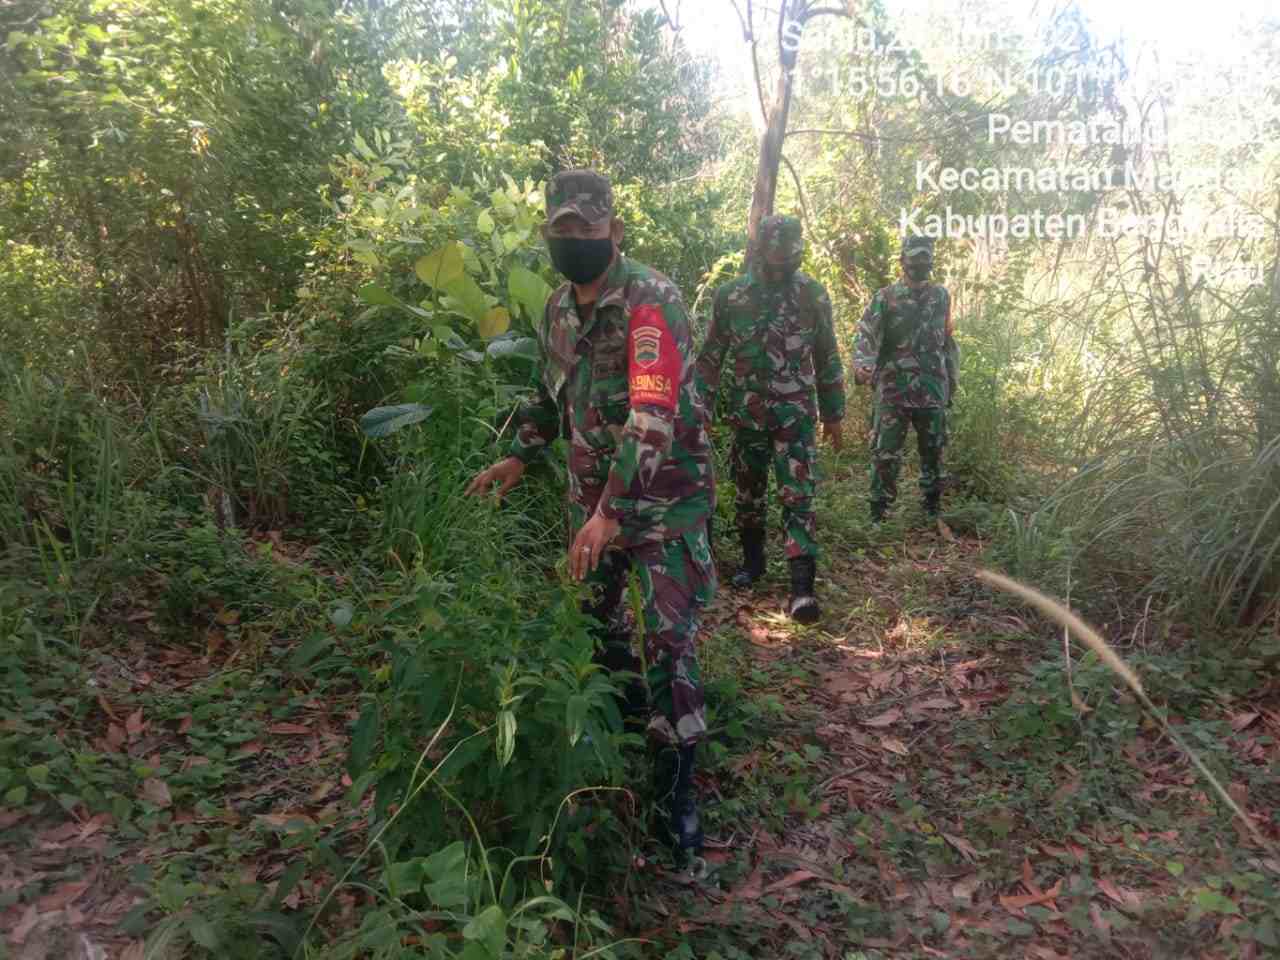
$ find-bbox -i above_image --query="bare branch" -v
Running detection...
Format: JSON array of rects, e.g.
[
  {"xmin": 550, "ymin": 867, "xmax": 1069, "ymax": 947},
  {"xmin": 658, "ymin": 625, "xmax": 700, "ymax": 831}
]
[
  {"xmin": 744, "ymin": 0, "xmax": 770, "ymax": 126},
  {"xmin": 780, "ymin": 153, "xmax": 811, "ymax": 226},
  {"xmin": 726, "ymin": 0, "xmax": 751, "ymax": 41},
  {"xmin": 657, "ymin": 0, "xmax": 681, "ymax": 31}
]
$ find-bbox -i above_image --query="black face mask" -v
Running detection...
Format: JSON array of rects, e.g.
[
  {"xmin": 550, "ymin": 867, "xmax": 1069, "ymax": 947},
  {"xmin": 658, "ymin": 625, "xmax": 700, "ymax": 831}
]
[
  {"xmin": 761, "ymin": 257, "xmax": 801, "ymax": 285},
  {"xmin": 905, "ymin": 261, "xmax": 933, "ymax": 283},
  {"xmin": 548, "ymin": 236, "xmax": 614, "ymax": 285}
]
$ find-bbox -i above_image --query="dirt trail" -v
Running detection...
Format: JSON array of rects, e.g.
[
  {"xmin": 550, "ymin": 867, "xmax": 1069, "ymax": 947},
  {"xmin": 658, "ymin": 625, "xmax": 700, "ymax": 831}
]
[{"xmin": 633, "ymin": 525, "xmax": 1280, "ymax": 960}]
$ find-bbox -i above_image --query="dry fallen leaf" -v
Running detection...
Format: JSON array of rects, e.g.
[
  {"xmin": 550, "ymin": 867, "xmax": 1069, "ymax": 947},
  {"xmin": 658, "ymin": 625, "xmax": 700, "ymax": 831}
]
[
  {"xmin": 269, "ymin": 722, "xmax": 312, "ymax": 736},
  {"xmin": 1000, "ymin": 878, "xmax": 1062, "ymax": 912},
  {"xmin": 762, "ymin": 869, "xmax": 820, "ymax": 896},
  {"xmin": 79, "ymin": 813, "xmax": 113, "ymax": 841},
  {"xmin": 105, "ymin": 724, "xmax": 126, "ymax": 752},
  {"xmin": 912, "ymin": 697, "xmax": 957, "ymax": 711},
  {"xmin": 952, "ymin": 873, "xmax": 983, "ymax": 903},
  {"xmin": 1090, "ymin": 902, "xmax": 1111, "ymax": 936},
  {"xmin": 254, "ymin": 812, "xmax": 316, "ymax": 833},
  {"xmin": 1230, "ymin": 712, "xmax": 1260, "ymax": 732},
  {"xmin": 1096, "ymin": 878, "xmax": 1141, "ymax": 909},
  {"xmin": 125, "ymin": 709, "xmax": 146, "ymax": 741},
  {"xmin": 943, "ymin": 833, "xmax": 983, "ymax": 861},
  {"xmin": 12, "ymin": 904, "xmax": 40, "ymax": 944},
  {"xmin": 141, "ymin": 778, "xmax": 172, "ymax": 808},
  {"xmin": 38, "ymin": 879, "xmax": 91, "ymax": 911},
  {"xmin": 879, "ymin": 736, "xmax": 909, "ymax": 756},
  {"xmin": 863, "ymin": 708, "xmax": 902, "ymax": 727}
]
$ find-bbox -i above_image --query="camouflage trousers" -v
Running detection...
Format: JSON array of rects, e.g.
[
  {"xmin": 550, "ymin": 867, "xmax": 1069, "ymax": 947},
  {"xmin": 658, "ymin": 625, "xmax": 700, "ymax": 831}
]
[
  {"xmin": 730, "ymin": 418, "xmax": 818, "ymax": 559},
  {"xmin": 582, "ymin": 527, "xmax": 717, "ymax": 747},
  {"xmin": 870, "ymin": 404, "xmax": 947, "ymax": 506}
]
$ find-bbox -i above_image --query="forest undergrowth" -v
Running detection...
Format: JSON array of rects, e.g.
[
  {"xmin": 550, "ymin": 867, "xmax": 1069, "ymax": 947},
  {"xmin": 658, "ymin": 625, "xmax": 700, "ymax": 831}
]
[{"xmin": 3, "ymin": 413, "xmax": 1279, "ymax": 959}]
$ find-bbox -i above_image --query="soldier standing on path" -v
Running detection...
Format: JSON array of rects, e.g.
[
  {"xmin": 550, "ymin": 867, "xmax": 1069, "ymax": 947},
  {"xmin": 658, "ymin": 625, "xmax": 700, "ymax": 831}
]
[
  {"xmin": 852, "ymin": 234, "xmax": 959, "ymax": 523},
  {"xmin": 465, "ymin": 170, "xmax": 716, "ymax": 861},
  {"xmin": 695, "ymin": 215, "xmax": 846, "ymax": 623}
]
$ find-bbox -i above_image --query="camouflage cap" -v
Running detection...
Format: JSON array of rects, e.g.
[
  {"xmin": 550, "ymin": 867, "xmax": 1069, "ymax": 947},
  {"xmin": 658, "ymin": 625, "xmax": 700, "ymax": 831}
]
[
  {"xmin": 759, "ymin": 214, "xmax": 804, "ymax": 264},
  {"xmin": 547, "ymin": 169, "xmax": 614, "ymax": 225},
  {"xmin": 902, "ymin": 233, "xmax": 935, "ymax": 260}
]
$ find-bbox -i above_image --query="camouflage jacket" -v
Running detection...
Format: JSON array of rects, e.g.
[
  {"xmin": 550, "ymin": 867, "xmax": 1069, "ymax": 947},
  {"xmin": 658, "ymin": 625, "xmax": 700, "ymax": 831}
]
[
  {"xmin": 695, "ymin": 268, "xmax": 846, "ymax": 431},
  {"xmin": 509, "ymin": 255, "xmax": 715, "ymax": 546},
  {"xmin": 853, "ymin": 282, "xmax": 958, "ymax": 409}
]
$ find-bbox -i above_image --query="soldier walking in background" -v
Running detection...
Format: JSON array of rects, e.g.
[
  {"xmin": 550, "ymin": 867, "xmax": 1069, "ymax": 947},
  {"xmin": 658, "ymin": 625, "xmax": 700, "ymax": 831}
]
[
  {"xmin": 853, "ymin": 233, "xmax": 958, "ymax": 523},
  {"xmin": 466, "ymin": 170, "xmax": 716, "ymax": 862},
  {"xmin": 696, "ymin": 215, "xmax": 845, "ymax": 623}
]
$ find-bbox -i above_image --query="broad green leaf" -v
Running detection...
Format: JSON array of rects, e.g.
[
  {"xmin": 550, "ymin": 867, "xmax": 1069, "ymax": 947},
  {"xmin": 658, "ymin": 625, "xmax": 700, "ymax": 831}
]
[
  {"xmin": 422, "ymin": 842, "xmax": 468, "ymax": 909},
  {"xmin": 360, "ymin": 284, "xmax": 399, "ymax": 305},
  {"xmin": 500, "ymin": 229, "xmax": 526, "ymax": 253},
  {"xmin": 27, "ymin": 764, "xmax": 49, "ymax": 785},
  {"xmin": 1194, "ymin": 889, "xmax": 1240, "ymax": 914},
  {"xmin": 384, "ymin": 859, "xmax": 425, "ymax": 899},
  {"xmin": 507, "ymin": 265, "xmax": 551, "ymax": 322},
  {"xmin": 353, "ymin": 132, "xmax": 375, "ymax": 161},
  {"xmin": 5, "ymin": 785, "xmax": 27, "ymax": 805},
  {"xmin": 479, "ymin": 306, "xmax": 510, "ymax": 339},
  {"xmin": 477, "ymin": 209, "xmax": 494, "ymax": 234},
  {"xmin": 485, "ymin": 337, "xmax": 538, "ymax": 363},
  {"xmin": 188, "ymin": 916, "xmax": 221, "ymax": 950},
  {"xmin": 565, "ymin": 695, "xmax": 588, "ymax": 747},
  {"xmin": 496, "ymin": 710, "xmax": 516, "ymax": 768},
  {"xmin": 288, "ymin": 633, "xmax": 332, "ymax": 671},
  {"xmin": 359, "ymin": 404, "xmax": 434, "ymax": 438},
  {"xmin": 415, "ymin": 243, "xmax": 465, "ymax": 288},
  {"xmin": 463, "ymin": 905, "xmax": 507, "ymax": 958},
  {"xmin": 352, "ymin": 249, "xmax": 380, "ymax": 268},
  {"xmin": 441, "ymin": 274, "xmax": 489, "ymax": 324},
  {"xmin": 424, "ymin": 875, "xmax": 469, "ymax": 910},
  {"xmin": 329, "ymin": 602, "xmax": 353, "ymax": 629},
  {"xmin": 422, "ymin": 841, "xmax": 467, "ymax": 882}
]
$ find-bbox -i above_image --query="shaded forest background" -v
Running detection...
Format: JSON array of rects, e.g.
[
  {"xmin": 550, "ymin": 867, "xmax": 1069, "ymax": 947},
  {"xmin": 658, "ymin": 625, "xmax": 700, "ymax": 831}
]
[{"xmin": 1, "ymin": 0, "xmax": 1279, "ymax": 957}]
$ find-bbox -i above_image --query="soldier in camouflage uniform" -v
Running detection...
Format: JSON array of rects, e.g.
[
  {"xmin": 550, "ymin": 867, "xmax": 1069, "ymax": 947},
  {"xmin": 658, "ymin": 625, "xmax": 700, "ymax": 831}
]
[
  {"xmin": 852, "ymin": 234, "xmax": 958, "ymax": 523},
  {"xmin": 466, "ymin": 170, "xmax": 715, "ymax": 859},
  {"xmin": 696, "ymin": 215, "xmax": 845, "ymax": 623}
]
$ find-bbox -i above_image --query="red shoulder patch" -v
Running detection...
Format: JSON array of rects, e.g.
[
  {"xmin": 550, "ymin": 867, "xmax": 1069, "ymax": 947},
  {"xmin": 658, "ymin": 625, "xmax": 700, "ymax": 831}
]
[{"xmin": 628, "ymin": 304, "xmax": 679, "ymax": 410}]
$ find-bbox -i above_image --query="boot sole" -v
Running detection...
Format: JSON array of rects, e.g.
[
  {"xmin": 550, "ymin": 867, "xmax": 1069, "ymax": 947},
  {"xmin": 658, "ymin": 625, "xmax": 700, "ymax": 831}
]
[{"xmin": 789, "ymin": 598, "xmax": 821, "ymax": 624}]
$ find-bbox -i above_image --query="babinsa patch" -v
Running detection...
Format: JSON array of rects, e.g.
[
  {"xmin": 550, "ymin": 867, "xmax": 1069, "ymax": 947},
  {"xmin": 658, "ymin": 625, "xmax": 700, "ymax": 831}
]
[{"xmin": 628, "ymin": 305, "xmax": 679, "ymax": 410}]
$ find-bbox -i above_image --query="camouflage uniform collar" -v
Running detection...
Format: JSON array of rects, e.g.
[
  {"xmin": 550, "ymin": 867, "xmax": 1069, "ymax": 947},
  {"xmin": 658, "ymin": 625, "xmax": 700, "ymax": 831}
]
[
  {"xmin": 595, "ymin": 253, "xmax": 630, "ymax": 310},
  {"xmin": 552, "ymin": 253, "xmax": 629, "ymax": 339},
  {"xmin": 745, "ymin": 265, "xmax": 795, "ymax": 289}
]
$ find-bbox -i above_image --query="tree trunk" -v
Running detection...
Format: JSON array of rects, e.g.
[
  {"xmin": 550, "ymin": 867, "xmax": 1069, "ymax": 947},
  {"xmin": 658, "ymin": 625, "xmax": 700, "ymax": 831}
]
[{"xmin": 747, "ymin": 63, "xmax": 795, "ymax": 252}]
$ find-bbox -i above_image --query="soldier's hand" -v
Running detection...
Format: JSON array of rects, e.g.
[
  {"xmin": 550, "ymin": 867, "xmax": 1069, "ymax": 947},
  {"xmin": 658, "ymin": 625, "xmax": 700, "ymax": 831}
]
[
  {"xmin": 823, "ymin": 420, "xmax": 844, "ymax": 452},
  {"xmin": 569, "ymin": 513, "xmax": 621, "ymax": 581},
  {"xmin": 465, "ymin": 456, "xmax": 525, "ymax": 499},
  {"xmin": 853, "ymin": 366, "xmax": 873, "ymax": 387}
]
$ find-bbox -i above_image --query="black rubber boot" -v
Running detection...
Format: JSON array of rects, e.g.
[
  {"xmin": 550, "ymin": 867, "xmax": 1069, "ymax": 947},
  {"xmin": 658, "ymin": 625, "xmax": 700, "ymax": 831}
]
[
  {"xmin": 870, "ymin": 501, "xmax": 888, "ymax": 525},
  {"xmin": 923, "ymin": 491, "xmax": 941, "ymax": 518},
  {"xmin": 730, "ymin": 528, "xmax": 766, "ymax": 589},
  {"xmin": 787, "ymin": 556, "xmax": 820, "ymax": 624},
  {"xmin": 654, "ymin": 743, "xmax": 703, "ymax": 860}
]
